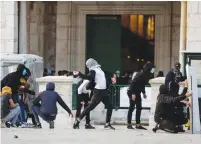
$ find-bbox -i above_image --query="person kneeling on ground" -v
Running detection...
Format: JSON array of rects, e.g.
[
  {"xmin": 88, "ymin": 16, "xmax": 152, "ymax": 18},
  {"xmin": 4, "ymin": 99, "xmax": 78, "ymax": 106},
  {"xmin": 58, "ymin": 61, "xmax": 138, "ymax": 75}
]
[
  {"xmin": 1, "ymin": 86, "xmax": 20, "ymax": 128},
  {"xmin": 32, "ymin": 82, "xmax": 73, "ymax": 129},
  {"xmin": 153, "ymin": 84, "xmax": 191, "ymax": 133}
]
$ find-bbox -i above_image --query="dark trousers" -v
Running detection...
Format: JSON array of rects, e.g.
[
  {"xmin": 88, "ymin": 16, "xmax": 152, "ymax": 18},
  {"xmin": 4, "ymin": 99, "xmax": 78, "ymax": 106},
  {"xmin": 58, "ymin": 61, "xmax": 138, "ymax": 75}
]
[
  {"xmin": 76, "ymin": 93, "xmax": 91, "ymax": 124},
  {"xmin": 79, "ymin": 89, "xmax": 113, "ymax": 123},
  {"xmin": 127, "ymin": 93, "xmax": 142, "ymax": 124},
  {"xmin": 32, "ymin": 106, "xmax": 56, "ymax": 124}
]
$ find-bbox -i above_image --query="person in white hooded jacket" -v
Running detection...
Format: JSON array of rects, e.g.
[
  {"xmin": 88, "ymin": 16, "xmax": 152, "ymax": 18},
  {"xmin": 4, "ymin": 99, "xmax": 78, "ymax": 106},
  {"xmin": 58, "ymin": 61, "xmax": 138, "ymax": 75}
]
[{"xmin": 73, "ymin": 58, "xmax": 115, "ymax": 130}]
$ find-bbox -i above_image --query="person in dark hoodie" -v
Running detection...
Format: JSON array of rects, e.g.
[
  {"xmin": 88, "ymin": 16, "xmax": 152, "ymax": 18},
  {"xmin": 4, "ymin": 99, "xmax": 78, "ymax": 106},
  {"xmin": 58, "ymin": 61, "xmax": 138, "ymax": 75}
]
[
  {"xmin": 127, "ymin": 62, "xmax": 155, "ymax": 130},
  {"xmin": 32, "ymin": 82, "xmax": 73, "ymax": 129},
  {"xmin": 1, "ymin": 64, "xmax": 34, "ymax": 125},
  {"xmin": 167, "ymin": 81, "xmax": 189, "ymax": 132},
  {"xmin": 73, "ymin": 58, "xmax": 115, "ymax": 130},
  {"xmin": 165, "ymin": 62, "xmax": 185, "ymax": 85},
  {"xmin": 153, "ymin": 84, "xmax": 191, "ymax": 133}
]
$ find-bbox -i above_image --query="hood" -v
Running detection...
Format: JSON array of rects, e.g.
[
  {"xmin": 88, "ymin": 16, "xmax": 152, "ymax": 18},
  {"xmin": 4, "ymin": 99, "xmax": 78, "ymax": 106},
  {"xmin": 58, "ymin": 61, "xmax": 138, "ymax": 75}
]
[
  {"xmin": 143, "ymin": 62, "xmax": 155, "ymax": 73},
  {"xmin": 16, "ymin": 64, "xmax": 31, "ymax": 78},
  {"xmin": 86, "ymin": 58, "xmax": 101, "ymax": 71},
  {"xmin": 1, "ymin": 86, "xmax": 12, "ymax": 96},
  {"xmin": 159, "ymin": 84, "xmax": 168, "ymax": 95},
  {"xmin": 46, "ymin": 82, "xmax": 55, "ymax": 91},
  {"xmin": 168, "ymin": 81, "xmax": 179, "ymax": 95}
]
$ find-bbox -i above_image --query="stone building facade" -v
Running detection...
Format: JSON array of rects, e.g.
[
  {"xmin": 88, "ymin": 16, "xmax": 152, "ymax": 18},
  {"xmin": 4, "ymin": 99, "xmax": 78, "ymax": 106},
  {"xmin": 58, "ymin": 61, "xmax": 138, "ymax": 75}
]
[{"xmin": 1, "ymin": 1, "xmax": 201, "ymax": 74}]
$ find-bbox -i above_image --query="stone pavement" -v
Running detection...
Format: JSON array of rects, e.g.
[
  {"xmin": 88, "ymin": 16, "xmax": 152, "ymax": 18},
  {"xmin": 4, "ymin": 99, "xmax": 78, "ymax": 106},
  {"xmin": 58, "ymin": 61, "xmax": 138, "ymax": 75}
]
[{"xmin": 1, "ymin": 124, "xmax": 201, "ymax": 144}]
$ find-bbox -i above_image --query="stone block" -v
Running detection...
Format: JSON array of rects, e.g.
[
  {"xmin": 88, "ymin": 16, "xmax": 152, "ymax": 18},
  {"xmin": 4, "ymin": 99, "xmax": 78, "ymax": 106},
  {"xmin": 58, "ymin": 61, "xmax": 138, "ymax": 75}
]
[
  {"xmin": 30, "ymin": 23, "xmax": 38, "ymax": 34},
  {"xmin": 56, "ymin": 53, "xmax": 69, "ymax": 71},
  {"xmin": 172, "ymin": 1, "xmax": 181, "ymax": 15},
  {"xmin": 56, "ymin": 39, "xmax": 68, "ymax": 54},
  {"xmin": 3, "ymin": 1, "xmax": 16, "ymax": 15},
  {"xmin": 188, "ymin": 1, "xmax": 199, "ymax": 14},
  {"xmin": 187, "ymin": 27, "xmax": 201, "ymax": 41},
  {"xmin": 5, "ymin": 15, "xmax": 16, "ymax": 29},
  {"xmin": 171, "ymin": 41, "xmax": 180, "ymax": 56},
  {"xmin": 57, "ymin": 3, "xmax": 70, "ymax": 14},
  {"xmin": 1, "ymin": 28, "xmax": 15, "ymax": 40},
  {"xmin": 3, "ymin": 39, "xmax": 15, "ymax": 53},
  {"xmin": 186, "ymin": 41, "xmax": 201, "ymax": 52},
  {"xmin": 56, "ymin": 27, "xmax": 68, "ymax": 39},
  {"xmin": 187, "ymin": 14, "xmax": 201, "ymax": 28},
  {"xmin": 171, "ymin": 26, "xmax": 180, "ymax": 41},
  {"xmin": 57, "ymin": 15, "xmax": 71, "ymax": 27},
  {"xmin": 171, "ymin": 14, "xmax": 181, "ymax": 27}
]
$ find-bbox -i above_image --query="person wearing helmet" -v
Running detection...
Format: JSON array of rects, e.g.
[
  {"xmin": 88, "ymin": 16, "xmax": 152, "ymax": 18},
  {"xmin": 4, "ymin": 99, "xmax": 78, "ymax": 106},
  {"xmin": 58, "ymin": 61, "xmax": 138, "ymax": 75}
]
[{"xmin": 127, "ymin": 62, "xmax": 155, "ymax": 130}]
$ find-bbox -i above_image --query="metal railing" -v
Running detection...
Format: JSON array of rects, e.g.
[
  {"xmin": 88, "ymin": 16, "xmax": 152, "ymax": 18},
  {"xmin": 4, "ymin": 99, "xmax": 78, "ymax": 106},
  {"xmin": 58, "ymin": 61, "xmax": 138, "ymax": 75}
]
[{"xmin": 72, "ymin": 84, "xmax": 151, "ymax": 110}]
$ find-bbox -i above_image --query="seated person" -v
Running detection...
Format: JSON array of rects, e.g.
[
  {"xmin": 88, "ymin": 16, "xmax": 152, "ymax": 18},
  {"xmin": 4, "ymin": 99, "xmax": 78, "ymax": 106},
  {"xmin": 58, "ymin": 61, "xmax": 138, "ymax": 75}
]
[
  {"xmin": 32, "ymin": 82, "xmax": 73, "ymax": 129},
  {"xmin": 153, "ymin": 84, "xmax": 191, "ymax": 133},
  {"xmin": 1, "ymin": 86, "xmax": 20, "ymax": 128}
]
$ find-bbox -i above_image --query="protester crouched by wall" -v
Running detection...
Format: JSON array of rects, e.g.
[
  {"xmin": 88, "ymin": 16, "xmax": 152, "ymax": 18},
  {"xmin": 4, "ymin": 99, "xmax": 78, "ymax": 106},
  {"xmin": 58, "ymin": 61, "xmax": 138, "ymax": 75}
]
[
  {"xmin": 32, "ymin": 82, "xmax": 73, "ymax": 129},
  {"xmin": 1, "ymin": 86, "xmax": 21, "ymax": 128},
  {"xmin": 153, "ymin": 83, "xmax": 191, "ymax": 133}
]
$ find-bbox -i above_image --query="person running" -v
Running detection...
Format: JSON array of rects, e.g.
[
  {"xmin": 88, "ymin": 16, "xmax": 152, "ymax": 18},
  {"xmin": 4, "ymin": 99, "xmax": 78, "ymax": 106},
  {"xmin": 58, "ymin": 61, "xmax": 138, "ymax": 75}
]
[{"xmin": 73, "ymin": 58, "xmax": 115, "ymax": 130}]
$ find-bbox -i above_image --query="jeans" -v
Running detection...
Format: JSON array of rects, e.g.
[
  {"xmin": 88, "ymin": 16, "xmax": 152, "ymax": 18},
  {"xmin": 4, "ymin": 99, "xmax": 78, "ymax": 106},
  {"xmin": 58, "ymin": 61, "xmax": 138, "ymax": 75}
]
[
  {"xmin": 127, "ymin": 93, "xmax": 142, "ymax": 124},
  {"xmin": 32, "ymin": 106, "xmax": 56, "ymax": 124},
  {"xmin": 12, "ymin": 94, "xmax": 27, "ymax": 123},
  {"xmin": 79, "ymin": 89, "xmax": 113, "ymax": 123},
  {"xmin": 3, "ymin": 106, "xmax": 21, "ymax": 124}
]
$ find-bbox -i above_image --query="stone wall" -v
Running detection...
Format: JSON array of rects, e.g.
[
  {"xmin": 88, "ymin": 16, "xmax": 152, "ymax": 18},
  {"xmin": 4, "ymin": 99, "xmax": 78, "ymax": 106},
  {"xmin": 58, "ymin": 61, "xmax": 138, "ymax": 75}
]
[
  {"xmin": 56, "ymin": 2, "xmax": 78, "ymax": 72},
  {"xmin": 187, "ymin": 1, "xmax": 201, "ymax": 52},
  {"xmin": 29, "ymin": 2, "xmax": 57, "ymax": 69},
  {"xmin": 171, "ymin": 2, "xmax": 181, "ymax": 67},
  {"xmin": 0, "ymin": 1, "xmax": 18, "ymax": 53}
]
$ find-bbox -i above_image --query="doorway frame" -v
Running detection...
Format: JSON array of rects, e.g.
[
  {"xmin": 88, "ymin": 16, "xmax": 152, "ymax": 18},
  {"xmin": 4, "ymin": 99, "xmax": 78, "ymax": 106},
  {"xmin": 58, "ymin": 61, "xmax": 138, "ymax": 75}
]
[{"xmin": 74, "ymin": 2, "xmax": 172, "ymax": 74}]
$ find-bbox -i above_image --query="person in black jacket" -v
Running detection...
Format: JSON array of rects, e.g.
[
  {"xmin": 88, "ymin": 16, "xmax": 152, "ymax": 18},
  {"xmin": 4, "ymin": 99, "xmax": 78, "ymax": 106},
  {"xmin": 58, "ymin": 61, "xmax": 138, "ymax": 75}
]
[
  {"xmin": 153, "ymin": 84, "xmax": 191, "ymax": 133},
  {"xmin": 73, "ymin": 58, "xmax": 115, "ymax": 130},
  {"xmin": 127, "ymin": 62, "xmax": 155, "ymax": 130},
  {"xmin": 75, "ymin": 79, "xmax": 95, "ymax": 129},
  {"xmin": 32, "ymin": 82, "xmax": 73, "ymax": 129},
  {"xmin": 165, "ymin": 62, "xmax": 185, "ymax": 85}
]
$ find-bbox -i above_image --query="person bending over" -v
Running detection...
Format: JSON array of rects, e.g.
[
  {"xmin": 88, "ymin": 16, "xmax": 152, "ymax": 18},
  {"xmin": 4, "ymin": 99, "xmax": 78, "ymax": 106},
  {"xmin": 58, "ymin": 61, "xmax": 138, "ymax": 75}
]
[
  {"xmin": 153, "ymin": 84, "xmax": 191, "ymax": 133},
  {"xmin": 73, "ymin": 58, "xmax": 115, "ymax": 130},
  {"xmin": 127, "ymin": 62, "xmax": 155, "ymax": 130},
  {"xmin": 32, "ymin": 82, "xmax": 73, "ymax": 129}
]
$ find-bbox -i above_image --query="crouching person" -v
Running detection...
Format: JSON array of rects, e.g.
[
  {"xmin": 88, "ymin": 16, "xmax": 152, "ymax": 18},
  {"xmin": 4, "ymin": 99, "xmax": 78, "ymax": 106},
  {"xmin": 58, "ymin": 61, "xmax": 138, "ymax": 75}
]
[
  {"xmin": 32, "ymin": 82, "xmax": 73, "ymax": 129},
  {"xmin": 153, "ymin": 84, "xmax": 191, "ymax": 133},
  {"xmin": 1, "ymin": 86, "xmax": 20, "ymax": 128}
]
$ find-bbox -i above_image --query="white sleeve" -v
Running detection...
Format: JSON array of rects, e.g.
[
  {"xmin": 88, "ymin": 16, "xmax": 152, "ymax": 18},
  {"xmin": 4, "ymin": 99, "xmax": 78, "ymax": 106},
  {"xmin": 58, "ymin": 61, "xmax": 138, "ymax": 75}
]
[{"xmin": 78, "ymin": 80, "xmax": 90, "ymax": 94}]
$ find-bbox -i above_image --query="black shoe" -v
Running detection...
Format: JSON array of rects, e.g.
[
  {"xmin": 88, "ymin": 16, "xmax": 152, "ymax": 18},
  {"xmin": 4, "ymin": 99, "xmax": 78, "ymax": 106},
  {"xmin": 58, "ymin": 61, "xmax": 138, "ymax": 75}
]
[
  {"xmin": 73, "ymin": 119, "xmax": 80, "ymax": 129},
  {"xmin": 176, "ymin": 126, "xmax": 185, "ymax": 132},
  {"xmin": 33, "ymin": 123, "xmax": 42, "ymax": 129},
  {"xmin": 104, "ymin": 124, "xmax": 115, "ymax": 130},
  {"xmin": 85, "ymin": 124, "xmax": 95, "ymax": 129},
  {"xmin": 127, "ymin": 125, "xmax": 135, "ymax": 129},
  {"xmin": 5, "ymin": 122, "xmax": 11, "ymax": 128},
  {"xmin": 49, "ymin": 121, "xmax": 54, "ymax": 129},
  {"xmin": 136, "ymin": 125, "xmax": 147, "ymax": 130}
]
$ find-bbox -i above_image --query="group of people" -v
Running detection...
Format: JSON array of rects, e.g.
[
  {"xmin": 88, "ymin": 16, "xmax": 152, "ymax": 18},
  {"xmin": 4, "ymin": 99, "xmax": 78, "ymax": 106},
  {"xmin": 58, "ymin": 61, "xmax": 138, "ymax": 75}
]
[
  {"xmin": 1, "ymin": 59, "xmax": 191, "ymax": 133},
  {"xmin": 153, "ymin": 62, "xmax": 191, "ymax": 133}
]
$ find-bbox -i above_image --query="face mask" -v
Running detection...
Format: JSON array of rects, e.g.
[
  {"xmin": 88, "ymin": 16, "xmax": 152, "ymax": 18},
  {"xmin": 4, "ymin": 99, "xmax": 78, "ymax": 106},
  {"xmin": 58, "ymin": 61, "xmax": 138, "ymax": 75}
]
[
  {"xmin": 150, "ymin": 68, "xmax": 155, "ymax": 73},
  {"xmin": 22, "ymin": 69, "xmax": 27, "ymax": 76}
]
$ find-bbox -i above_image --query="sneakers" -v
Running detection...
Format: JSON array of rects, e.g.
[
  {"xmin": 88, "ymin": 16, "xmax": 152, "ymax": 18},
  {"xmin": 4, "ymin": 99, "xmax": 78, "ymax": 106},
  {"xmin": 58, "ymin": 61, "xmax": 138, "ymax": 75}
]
[
  {"xmin": 127, "ymin": 125, "xmax": 135, "ymax": 129},
  {"xmin": 104, "ymin": 123, "xmax": 115, "ymax": 130},
  {"xmin": 85, "ymin": 124, "xmax": 95, "ymax": 129},
  {"xmin": 49, "ymin": 121, "xmax": 54, "ymax": 129},
  {"xmin": 176, "ymin": 125, "xmax": 185, "ymax": 132},
  {"xmin": 33, "ymin": 123, "xmax": 42, "ymax": 129},
  {"xmin": 136, "ymin": 125, "xmax": 147, "ymax": 130},
  {"xmin": 73, "ymin": 119, "xmax": 80, "ymax": 129}
]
